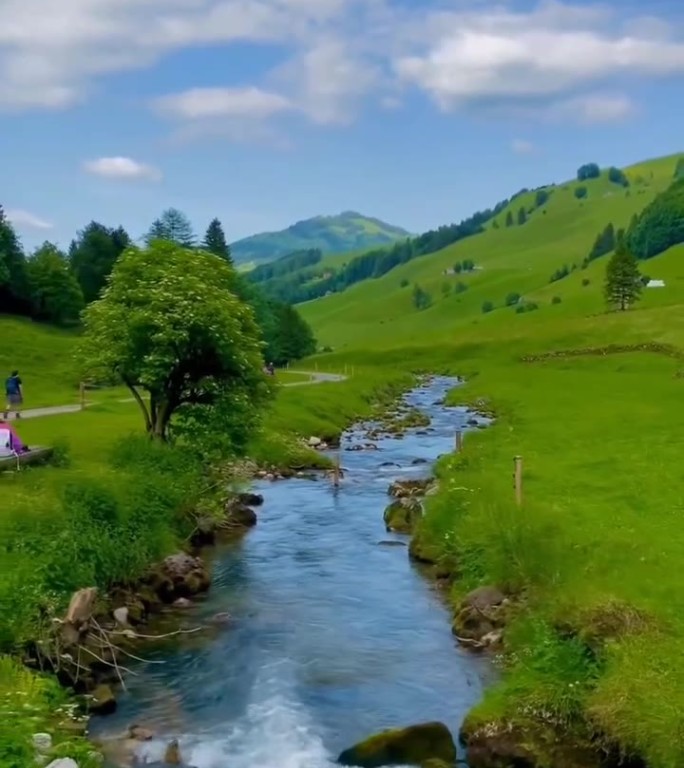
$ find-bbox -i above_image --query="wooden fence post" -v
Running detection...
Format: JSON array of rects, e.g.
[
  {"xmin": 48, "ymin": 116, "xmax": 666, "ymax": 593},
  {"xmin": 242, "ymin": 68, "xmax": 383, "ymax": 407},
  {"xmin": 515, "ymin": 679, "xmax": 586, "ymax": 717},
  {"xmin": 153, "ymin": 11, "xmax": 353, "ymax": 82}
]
[
  {"xmin": 513, "ymin": 455, "xmax": 523, "ymax": 505},
  {"xmin": 455, "ymin": 429, "xmax": 463, "ymax": 452}
]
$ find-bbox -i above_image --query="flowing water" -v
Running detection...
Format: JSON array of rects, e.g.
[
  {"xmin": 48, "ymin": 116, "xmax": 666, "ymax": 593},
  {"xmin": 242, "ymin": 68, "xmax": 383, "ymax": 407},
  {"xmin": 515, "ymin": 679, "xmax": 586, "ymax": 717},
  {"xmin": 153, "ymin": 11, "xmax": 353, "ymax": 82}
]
[{"xmin": 92, "ymin": 376, "xmax": 492, "ymax": 767}]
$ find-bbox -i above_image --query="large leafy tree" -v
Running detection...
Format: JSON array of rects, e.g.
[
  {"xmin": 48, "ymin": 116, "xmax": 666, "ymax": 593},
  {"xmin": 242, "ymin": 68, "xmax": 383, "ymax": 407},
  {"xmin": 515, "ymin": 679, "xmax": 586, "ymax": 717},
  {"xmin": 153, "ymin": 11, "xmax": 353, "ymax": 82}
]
[
  {"xmin": 80, "ymin": 240, "xmax": 271, "ymax": 442},
  {"xmin": 604, "ymin": 238, "xmax": 642, "ymax": 311},
  {"xmin": 27, "ymin": 242, "xmax": 84, "ymax": 324},
  {"xmin": 146, "ymin": 208, "xmax": 195, "ymax": 247},
  {"xmin": 203, "ymin": 218, "xmax": 232, "ymax": 264},
  {"xmin": 69, "ymin": 221, "xmax": 130, "ymax": 303}
]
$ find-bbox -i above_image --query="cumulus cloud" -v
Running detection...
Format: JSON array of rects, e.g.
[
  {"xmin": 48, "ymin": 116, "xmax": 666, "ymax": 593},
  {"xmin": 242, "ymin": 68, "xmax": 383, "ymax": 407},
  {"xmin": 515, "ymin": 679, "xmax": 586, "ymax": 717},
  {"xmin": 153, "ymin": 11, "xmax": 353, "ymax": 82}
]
[
  {"xmin": 83, "ymin": 156, "xmax": 162, "ymax": 181},
  {"xmin": 5, "ymin": 208, "xmax": 53, "ymax": 230},
  {"xmin": 0, "ymin": 0, "xmax": 683, "ymax": 129}
]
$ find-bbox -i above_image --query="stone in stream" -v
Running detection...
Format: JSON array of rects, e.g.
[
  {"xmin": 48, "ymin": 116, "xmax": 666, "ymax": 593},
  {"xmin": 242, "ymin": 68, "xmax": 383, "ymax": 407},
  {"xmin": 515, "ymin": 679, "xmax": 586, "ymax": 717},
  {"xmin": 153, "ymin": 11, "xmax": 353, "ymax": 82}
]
[
  {"xmin": 89, "ymin": 683, "xmax": 117, "ymax": 715},
  {"xmin": 144, "ymin": 553, "xmax": 211, "ymax": 604},
  {"xmin": 388, "ymin": 478, "xmax": 433, "ymax": 498},
  {"xmin": 338, "ymin": 722, "xmax": 457, "ymax": 767},
  {"xmin": 383, "ymin": 498, "xmax": 423, "ymax": 534},
  {"xmin": 224, "ymin": 498, "xmax": 258, "ymax": 528},
  {"xmin": 236, "ymin": 491, "xmax": 264, "ymax": 507},
  {"xmin": 46, "ymin": 760, "xmax": 79, "ymax": 768},
  {"xmin": 378, "ymin": 540, "xmax": 408, "ymax": 547}
]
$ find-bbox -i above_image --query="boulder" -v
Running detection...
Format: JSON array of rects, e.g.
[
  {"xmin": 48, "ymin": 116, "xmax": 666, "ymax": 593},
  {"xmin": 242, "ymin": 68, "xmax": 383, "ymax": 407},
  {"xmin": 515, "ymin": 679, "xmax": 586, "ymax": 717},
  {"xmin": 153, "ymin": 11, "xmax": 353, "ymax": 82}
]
[
  {"xmin": 89, "ymin": 683, "xmax": 117, "ymax": 715},
  {"xmin": 383, "ymin": 498, "xmax": 423, "ymax": 534},
  {"xmin": 338, "ymin": 722, "xmax": 456, "ymax": 768},
  {"xmin": 46, "ymin": 760, "xmax": 79, "ymax": 768},
  {"xmin": 113, "ymin": 606, "xmax": 129, "ymax": 627},
  {"xmin": 412, "ymin": 458, "xmax": 428, "ymax": 465},
  {"xmin": 190, "ymin": 516, "xmax": 217, "ymax": 547},
  {"xmin": 452, "ymin": 586, "xmax": 508, "ymax": 644},
  {"xmin": 145, "ymin": 553, "xmax": 211, "ymax": 603},
  {"xmin": 308, "ymin": 436, "xmax": 322, "ymax": 447}
]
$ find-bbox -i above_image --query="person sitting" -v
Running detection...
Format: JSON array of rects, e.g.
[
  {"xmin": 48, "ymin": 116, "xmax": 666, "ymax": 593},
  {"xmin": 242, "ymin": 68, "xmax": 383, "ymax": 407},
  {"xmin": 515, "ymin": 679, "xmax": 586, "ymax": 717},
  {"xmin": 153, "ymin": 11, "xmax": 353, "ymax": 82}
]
[{"xmin": 0, "ymin": 420, "xmax": 29, "ymax": 457}]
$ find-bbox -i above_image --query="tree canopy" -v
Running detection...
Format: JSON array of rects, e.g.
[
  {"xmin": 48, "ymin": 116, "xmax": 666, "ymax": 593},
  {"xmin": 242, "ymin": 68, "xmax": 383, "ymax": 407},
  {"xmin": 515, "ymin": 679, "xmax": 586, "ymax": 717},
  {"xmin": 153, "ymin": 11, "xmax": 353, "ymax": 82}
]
[
  {"xmin": 146, "ymin": 208, "xmax": 196, "ymax": 247},
  {"xmin": 604, "ymin": 238, "xmax": 642, "ymax": 311},
  {"xmin": 577, "ymin": 163, "xmax": 600, "ymax": 181},
  {"xmin": 27, "ymin": 242, "xmax": 84, "ymax": 324},
  {"xmin": 80, "ymin": 241, "xmax": 271, "ymax": 442},
  {"xmin": 203, "ymin": 218, "xmax": 232, "ymax": 264},
  {"xmin": 69, "ymin": 221, "xmax": 130, "ymax": 303},
  {"xmin": 626, "ymin": 178, "xmax": 684, "ymax": 260}
]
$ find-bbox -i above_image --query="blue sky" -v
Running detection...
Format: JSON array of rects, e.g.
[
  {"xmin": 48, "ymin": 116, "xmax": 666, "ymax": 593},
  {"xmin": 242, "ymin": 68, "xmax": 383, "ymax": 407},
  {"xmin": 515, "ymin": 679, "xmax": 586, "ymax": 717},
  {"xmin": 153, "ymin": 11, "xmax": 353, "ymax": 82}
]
[{"xmin": 2, "ymin": 0, "xmax": 684, "ymax": 250}]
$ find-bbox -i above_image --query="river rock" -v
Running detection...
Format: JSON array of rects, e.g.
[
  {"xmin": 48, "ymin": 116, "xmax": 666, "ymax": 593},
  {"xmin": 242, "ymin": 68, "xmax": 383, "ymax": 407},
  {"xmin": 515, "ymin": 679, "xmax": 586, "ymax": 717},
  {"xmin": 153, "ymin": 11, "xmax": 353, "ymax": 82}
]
[
  {"xmin": 113, "ymin": 606, "xmax": 129, "ymax": 627},
  {"xmin": 145, "ymin": 553, "xmax": 211, "ymax": 603},
  {"xmin": 173, "ymin": 597, "xmax": 192, "ymax": 609},
  {"xmin": 383, "ymin": 498, "xmax": 423, "ymax": 534},
  {"xmin": 378, "ymin": 540, "xmax": 408, "ymax": 547},
  {"xmin": 452, "ymin": 586, "xmax": 508, "ymax": 644},
  {"xmin": 89, "ymin": 683, "xmax": 117, "ymax": 715},
  {"xmin": 308, "ymin": 436, "xmax": 322, "ymax": 447},
  {"xmin": 411, "ymin": 458, "xmax": 428, "ymax": 465},
  {"xmin": 128, "ymin": 724, "xmax": 155, "ymax": 741},
  {"xmin": 32, "ymin": 733, "xmax": 52, "ymax": 753},
  {"xmin": 46, "ymin": 760, "xmax": 79, "ymax": 768},
  {"xmin": 190, "ymin": 516, "xmax": 217, "ymax": 547},
  {"xmin": 225, "ymin": 500, "xmax": 258, "ymax": 528},
  {"xmin": 236, "ymin": 491, "xmax": 264, "ymax": 507},
  {"xmin": 388, "ymin": 478, "xmax": 433, "ymax": 498},
  {"xmin": 338, "ymin": 722, "xmax": 456, "ymax": 767}
]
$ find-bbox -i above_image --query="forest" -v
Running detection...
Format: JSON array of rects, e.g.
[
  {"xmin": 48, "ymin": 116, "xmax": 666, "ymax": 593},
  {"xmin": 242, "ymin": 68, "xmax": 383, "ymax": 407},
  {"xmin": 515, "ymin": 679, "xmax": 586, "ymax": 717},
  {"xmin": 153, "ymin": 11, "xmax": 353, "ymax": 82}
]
[{"xmin": 0, "ymin": 206, "xmax": 316, "ymax": 366}]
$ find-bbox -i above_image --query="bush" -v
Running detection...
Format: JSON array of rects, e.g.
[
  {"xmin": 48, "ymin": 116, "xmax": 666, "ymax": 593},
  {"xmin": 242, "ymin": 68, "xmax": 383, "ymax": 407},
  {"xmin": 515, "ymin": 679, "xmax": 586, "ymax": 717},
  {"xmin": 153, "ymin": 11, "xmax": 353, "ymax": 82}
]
[
  {"xmin": 400, "ymin": 278, "xmax": 409, "ymax": 288},
  {"xmin": 582, "ymin": 278, "xmax": 591, "ymax": 287},
  {"xmin": 515, "ymin": 302, "xmax": 539, "ymax": 314},
  {"xmin": 505, "ymin": 292, "xmax": 521, "ymax": 306},
  {"xmin": 552, "ymin": 296, "xmax": 562, "ymax": 305},
  {"xmin": 482, "ymin": 300, "xmax": 494, "ymax": 314},
  {"xmin": 574, "ymin": 186, "xmax": 588, "ymax": 199},
  {"xmin": 454, "ymin": 282, "xmax": 468, "ymax": 294}
]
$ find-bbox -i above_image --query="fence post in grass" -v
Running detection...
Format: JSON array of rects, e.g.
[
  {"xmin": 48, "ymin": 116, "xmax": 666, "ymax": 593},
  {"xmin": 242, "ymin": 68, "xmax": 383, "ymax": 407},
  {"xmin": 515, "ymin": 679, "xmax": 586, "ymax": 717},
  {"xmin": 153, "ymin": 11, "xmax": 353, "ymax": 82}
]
[
  {"xmin": 79, "ymin": 381, "xmax": 86, "ymax": 410},
  {"xmin": 513, "ymin": 455, "xmax": 523, "ymax": 505},
  {"xmin": 455, "ymin": 429, "xmax": 463, "ymax": 453}
]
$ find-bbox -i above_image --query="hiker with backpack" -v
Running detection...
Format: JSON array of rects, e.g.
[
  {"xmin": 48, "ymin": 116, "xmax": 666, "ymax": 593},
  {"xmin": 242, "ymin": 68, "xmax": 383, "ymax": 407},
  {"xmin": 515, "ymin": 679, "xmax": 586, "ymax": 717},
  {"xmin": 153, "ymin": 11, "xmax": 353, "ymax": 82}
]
[{"xmin": 4, "ymin": 370, "xmax": 23, "ymax": 420}]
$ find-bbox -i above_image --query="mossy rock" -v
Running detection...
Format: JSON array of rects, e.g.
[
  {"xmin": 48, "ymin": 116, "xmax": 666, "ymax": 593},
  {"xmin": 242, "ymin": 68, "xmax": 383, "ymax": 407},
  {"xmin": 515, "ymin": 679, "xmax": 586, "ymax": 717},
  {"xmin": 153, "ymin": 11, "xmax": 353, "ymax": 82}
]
[
  {"xmin": 338, "ymin": 722, "xmax": 456, "ymax": 767},
  {"xmin": 383, "ymin": 499, "xmax": 423, "ymax": 533}
]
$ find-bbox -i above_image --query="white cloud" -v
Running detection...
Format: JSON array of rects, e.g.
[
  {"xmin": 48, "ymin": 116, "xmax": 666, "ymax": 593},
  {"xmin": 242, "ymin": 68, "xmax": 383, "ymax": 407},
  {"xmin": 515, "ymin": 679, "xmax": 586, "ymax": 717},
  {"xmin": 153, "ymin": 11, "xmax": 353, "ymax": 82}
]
[
  {"xmin": 511, "ymin": 138, "xmax": 535, "ymax": 154},
  {"xmin": 153, "ymin": 86, "xmax": 292, "ymax": 120},
  {"xmin": 393, "ymin": 2, "xmax": 684, "ymax": 120},
  {"xmin": 0, "ymin": 0, "xmax": 683, "ymax": 129},
  {"xmin": 5, "ymin": 208, "xmax": 53, "ymax": 230},
  {"xmin": 83, "ymin": 156, "xmax": 162, "ymax": 181},
  {"xmin": 564, "ymin": 93, "xmax": 636, "ymax": 124}
]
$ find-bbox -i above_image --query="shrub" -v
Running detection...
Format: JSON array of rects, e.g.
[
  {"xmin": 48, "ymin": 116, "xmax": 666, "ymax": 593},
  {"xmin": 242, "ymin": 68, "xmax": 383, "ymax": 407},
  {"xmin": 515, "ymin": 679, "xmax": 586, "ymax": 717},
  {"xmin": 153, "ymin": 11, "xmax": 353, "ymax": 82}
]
[
  {"xmin": 574, "ymin": 186, "xmax": 588, "ymax": 199},
  {"xmin": 482, "ymin": 300, "xmax": 494, "ymax": 314},
  {"xmin": 454, "ymin": 281, "xmax": 468, "ymax": 294},
  {"xmin": 582, "ymin": 278, "xmax": 591, "ymax": 287},
  {"xmin": 400, "ymin": 278, "xmax": 409, "ymax": 288},
  {"xmin": 505, "ymin": 292, "xmax": 521, "ymax": 306},
  {"xmin": 552, "ymin": 295, "xmax": 562, "ymax": 305}
]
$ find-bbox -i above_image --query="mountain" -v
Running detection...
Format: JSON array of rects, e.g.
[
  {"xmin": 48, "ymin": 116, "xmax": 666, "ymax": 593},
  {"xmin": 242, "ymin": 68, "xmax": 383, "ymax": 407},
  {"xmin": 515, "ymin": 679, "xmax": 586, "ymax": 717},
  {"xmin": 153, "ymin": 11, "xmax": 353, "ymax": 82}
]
[{"xmin": 230, "ymin": 211, "xmax": 411, "ymax": 266}]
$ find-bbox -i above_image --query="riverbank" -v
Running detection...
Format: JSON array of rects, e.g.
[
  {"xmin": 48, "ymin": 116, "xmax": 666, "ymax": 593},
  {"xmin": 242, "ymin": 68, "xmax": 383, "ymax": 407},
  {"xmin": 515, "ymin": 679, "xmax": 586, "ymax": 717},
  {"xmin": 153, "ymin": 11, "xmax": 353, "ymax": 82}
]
[
  {"xmin": 0, "ymin": 364, "xmax": 413, "ymax": 765},
  {"xmin": 400, "ymin": 344, "xmax": 684, "ymax": 767}
]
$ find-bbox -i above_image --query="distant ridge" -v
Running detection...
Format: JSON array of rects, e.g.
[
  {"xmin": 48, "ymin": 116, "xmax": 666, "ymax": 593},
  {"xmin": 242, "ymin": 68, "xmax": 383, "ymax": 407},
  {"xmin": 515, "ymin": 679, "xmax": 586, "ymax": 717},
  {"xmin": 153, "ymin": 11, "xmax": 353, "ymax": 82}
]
[{"xmin": 230, "ymin": 211, "xmax": 411, "ymax": 266}]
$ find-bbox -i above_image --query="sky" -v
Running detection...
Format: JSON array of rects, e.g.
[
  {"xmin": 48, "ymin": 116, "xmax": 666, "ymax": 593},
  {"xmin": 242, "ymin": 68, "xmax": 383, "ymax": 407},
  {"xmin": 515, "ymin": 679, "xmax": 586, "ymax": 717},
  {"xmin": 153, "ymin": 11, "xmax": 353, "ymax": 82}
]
[{"xmin": 2, "ymin": 0, "xmax": 684, "ymax": 250}]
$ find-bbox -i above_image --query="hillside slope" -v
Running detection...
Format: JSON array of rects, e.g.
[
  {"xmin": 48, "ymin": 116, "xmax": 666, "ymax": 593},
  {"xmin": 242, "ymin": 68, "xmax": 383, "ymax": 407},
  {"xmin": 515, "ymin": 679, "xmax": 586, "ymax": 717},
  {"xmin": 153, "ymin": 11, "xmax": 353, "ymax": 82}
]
[
  {"xmin": 230, "ymin": 211, "xmax": 411, "ymax": 266},
  {"xmin": 300, "ymin": 153, "xmax": 682, "ymax": 351}
]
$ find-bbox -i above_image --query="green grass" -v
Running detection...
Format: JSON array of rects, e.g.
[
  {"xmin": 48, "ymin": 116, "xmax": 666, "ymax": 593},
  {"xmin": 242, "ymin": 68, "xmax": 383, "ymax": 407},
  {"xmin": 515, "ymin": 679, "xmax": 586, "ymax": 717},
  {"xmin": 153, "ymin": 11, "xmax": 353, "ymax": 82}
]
[{"xmin": 293, "ymin": 152, "xmax": 684, "ymax": 765}]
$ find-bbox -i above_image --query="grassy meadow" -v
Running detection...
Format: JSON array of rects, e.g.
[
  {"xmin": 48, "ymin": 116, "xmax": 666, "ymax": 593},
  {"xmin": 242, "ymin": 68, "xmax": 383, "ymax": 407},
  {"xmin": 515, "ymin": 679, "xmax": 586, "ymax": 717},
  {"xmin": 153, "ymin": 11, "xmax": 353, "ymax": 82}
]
[{"xmin": 295, "ymin": 153, "xmax": 684, "ymax": 765}]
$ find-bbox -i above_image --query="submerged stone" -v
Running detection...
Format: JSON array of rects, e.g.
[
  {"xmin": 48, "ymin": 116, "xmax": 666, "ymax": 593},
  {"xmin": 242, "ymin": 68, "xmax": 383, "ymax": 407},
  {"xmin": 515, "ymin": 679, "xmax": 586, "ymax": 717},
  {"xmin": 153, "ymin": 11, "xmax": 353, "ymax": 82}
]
[
  {"xmin": 338, "ymin": 722, "xmax": 457, "ymax": 768},
  {"xmin": 383, "ymin": 498, "xmax": 423, "ymax": 533}
]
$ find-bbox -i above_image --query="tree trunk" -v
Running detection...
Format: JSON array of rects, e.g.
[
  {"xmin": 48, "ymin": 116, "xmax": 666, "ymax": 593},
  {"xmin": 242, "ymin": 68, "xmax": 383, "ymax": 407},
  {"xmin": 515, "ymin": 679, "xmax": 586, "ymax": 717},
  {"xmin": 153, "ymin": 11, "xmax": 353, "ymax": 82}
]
[
  {"xmin": 150, "ymin": 395, "xmax": 173, "ymax": 441},
  {"xmin": 124, "ymin": 379, "xmax": 152, "ymax": 433}
]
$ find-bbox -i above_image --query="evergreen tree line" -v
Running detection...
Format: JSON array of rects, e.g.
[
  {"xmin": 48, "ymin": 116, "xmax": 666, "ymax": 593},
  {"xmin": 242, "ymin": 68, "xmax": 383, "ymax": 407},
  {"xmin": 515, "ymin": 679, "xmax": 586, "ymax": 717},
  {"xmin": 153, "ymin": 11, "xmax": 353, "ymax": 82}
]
[
  {"xmin": 0, "ymin": 206, "xmax": 316, "ymax": 365},
  {"xmin": 249, "ymin": 195, "xmax": 516, "ymax": 304}
]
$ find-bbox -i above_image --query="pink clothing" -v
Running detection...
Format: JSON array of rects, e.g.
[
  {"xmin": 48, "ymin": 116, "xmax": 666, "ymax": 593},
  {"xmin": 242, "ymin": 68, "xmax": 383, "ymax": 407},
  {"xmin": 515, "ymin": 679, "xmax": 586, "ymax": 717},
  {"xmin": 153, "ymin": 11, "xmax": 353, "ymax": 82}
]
[{"xmin": 0, "ymin": 421, "xmax": 27, "ymax": 454}]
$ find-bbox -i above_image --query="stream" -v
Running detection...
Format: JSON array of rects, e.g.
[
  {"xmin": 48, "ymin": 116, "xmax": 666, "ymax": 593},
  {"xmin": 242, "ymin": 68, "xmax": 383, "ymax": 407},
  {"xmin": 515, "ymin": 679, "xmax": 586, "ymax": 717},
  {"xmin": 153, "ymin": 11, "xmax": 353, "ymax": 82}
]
[{"xmin": 91, "ymin": 376, "xmax": 492, "ymax": 767}]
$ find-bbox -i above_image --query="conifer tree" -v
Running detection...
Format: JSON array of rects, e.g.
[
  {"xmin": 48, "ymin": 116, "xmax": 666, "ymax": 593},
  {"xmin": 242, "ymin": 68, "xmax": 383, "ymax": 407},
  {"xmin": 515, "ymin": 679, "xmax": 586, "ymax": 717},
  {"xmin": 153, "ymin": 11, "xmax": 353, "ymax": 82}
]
[
  {"xmin": 203, "ymin": 218, "xmax": 232, "ymax": 264},
  {"xmin": 604, "ymin": 237, "xmax": 642, "ymax": 311}
]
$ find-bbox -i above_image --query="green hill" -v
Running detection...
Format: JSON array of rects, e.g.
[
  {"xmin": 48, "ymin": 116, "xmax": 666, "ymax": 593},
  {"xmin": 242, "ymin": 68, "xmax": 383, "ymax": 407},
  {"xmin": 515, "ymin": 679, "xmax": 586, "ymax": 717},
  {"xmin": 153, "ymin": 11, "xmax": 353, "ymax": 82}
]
[
  {"xmin": 300, "ymin": 153, "xmax": 682, "ymax": 349},
  {"xmin": 229, "ymin": 211, "xmax": 411, "ymax": 266}
]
